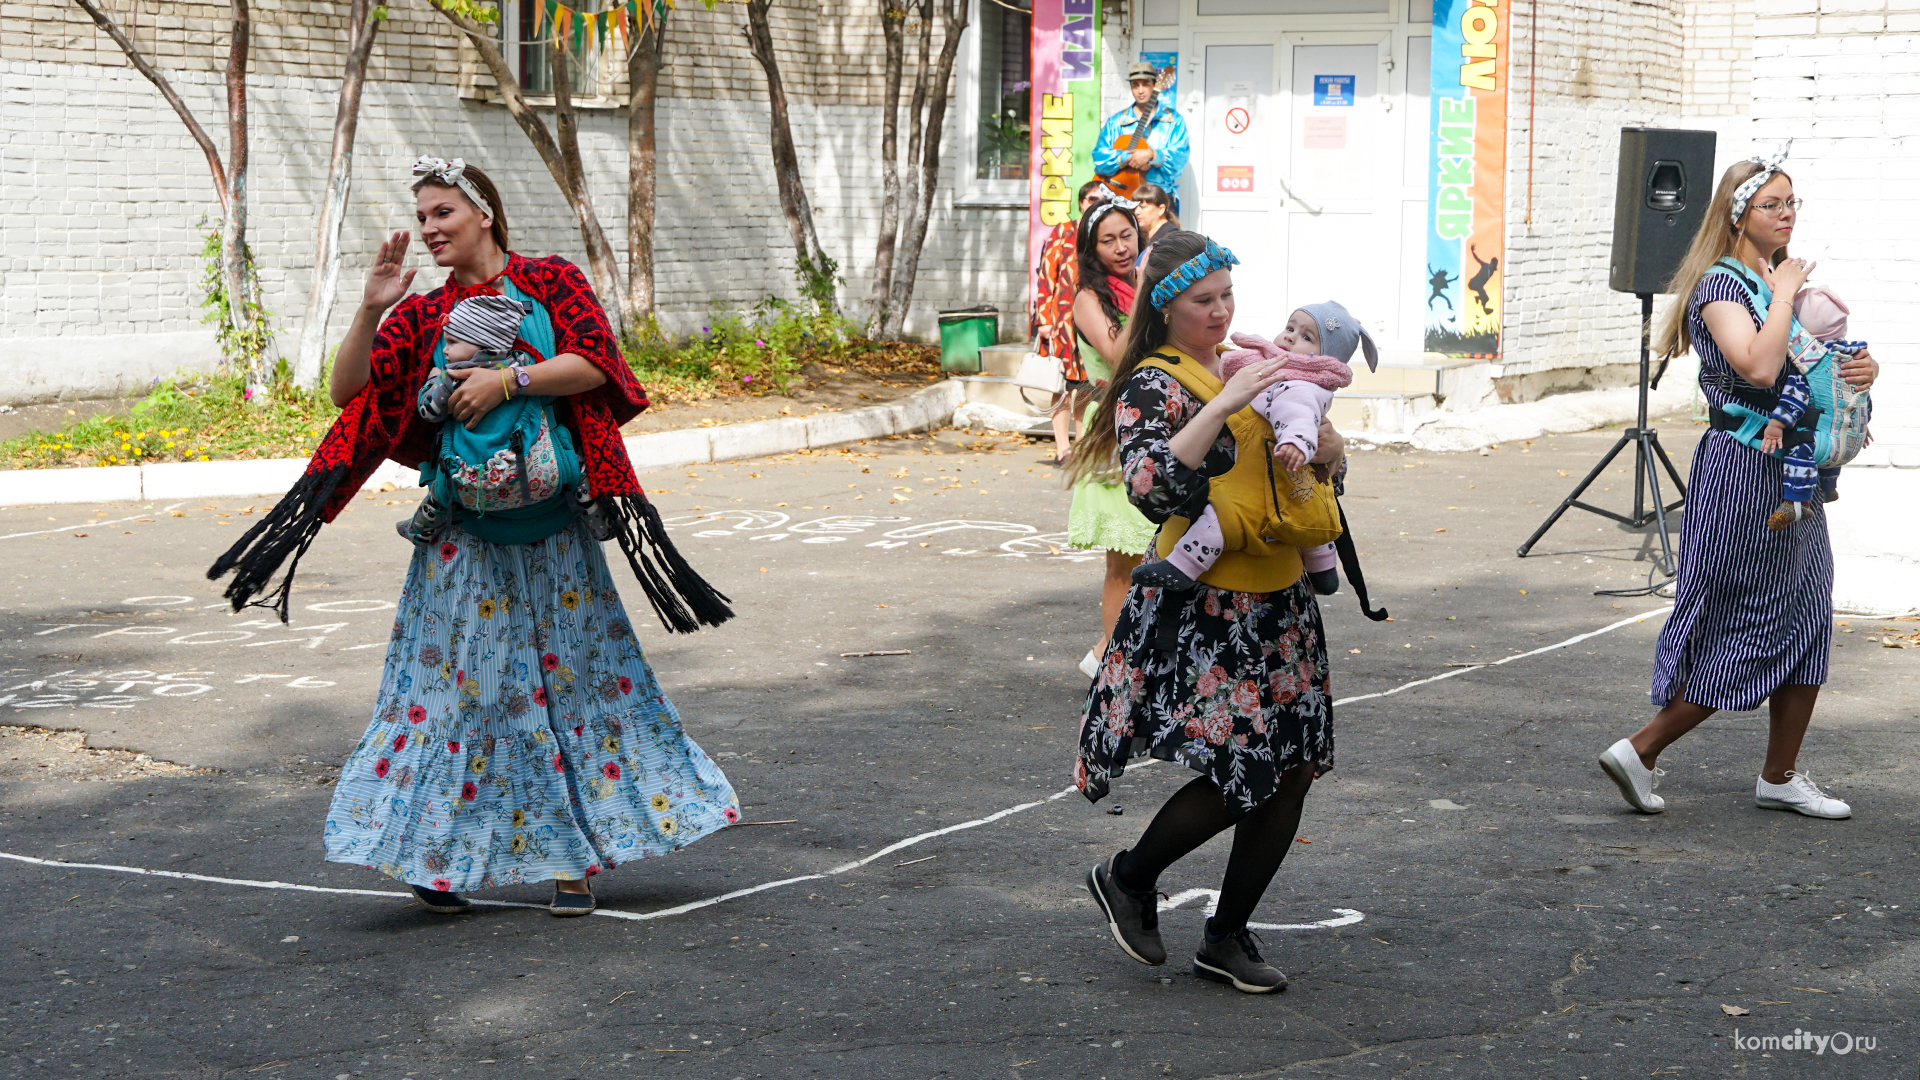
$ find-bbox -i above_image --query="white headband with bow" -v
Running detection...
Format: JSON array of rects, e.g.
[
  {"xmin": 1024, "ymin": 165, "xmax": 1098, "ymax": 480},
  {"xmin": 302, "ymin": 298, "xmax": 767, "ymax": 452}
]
[
  {"xmin": 1730, "ymin": 140, "xmax": 1792, "ymax": 225},
  {"xmin": 411, "ymin": 156, "xmax": 495, "ymax": 223}
]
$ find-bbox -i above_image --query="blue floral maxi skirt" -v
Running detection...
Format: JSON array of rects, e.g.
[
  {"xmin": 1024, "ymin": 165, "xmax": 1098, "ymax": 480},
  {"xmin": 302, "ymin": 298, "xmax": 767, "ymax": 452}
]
[{"xmin": 324, "ymin": 522, "xmax": 739, "ymax": 891}]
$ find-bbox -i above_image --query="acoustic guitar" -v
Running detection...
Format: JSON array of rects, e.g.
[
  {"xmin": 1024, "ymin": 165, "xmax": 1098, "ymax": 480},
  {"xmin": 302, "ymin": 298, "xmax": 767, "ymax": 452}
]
[{"xmin": 1096, "ymin": 66, "xmax": 1177, "ymax": 199}]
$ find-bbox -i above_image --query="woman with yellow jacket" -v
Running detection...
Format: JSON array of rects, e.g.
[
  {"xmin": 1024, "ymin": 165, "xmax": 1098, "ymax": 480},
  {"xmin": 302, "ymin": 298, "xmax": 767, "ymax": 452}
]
[{"xmin": 1068, "ymin": 231, "xmax": 1344, "ymax": 995}]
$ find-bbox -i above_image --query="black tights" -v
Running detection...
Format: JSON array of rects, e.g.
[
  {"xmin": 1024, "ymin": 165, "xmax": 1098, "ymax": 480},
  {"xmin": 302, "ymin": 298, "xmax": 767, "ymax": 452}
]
[{"xmin": 1113, "ymin": 764, "xmax": 1316, "ymax": 935}]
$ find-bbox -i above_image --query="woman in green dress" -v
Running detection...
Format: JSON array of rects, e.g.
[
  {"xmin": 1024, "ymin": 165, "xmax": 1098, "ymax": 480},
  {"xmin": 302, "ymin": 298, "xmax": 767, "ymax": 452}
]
[{"xmin": 1066, "ymin": 199, "xmax": 1158, "ymax": 678}]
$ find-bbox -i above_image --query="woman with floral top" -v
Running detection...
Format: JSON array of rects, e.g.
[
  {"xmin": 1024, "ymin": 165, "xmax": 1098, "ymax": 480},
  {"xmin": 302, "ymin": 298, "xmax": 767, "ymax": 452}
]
[
  {"xmin": 286, "ymin": 160, "xmax": 739, "ymax": 918},
  {"xmin": 1070, "ymin": 231, "xmax": 1344, "ymax": 994}
]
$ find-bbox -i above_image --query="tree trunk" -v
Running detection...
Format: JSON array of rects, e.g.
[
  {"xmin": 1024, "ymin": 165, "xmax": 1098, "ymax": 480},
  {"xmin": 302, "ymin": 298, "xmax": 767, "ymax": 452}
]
[
  {"xmin": 869, "ymin": 0, "xmax": 907, "ymax": 333},
  {"xmin": 295, "ymin": 0, "xmax": 380, "ymax": 388},
  {"xmin": 222, "ymin": 0, "xmax": 259, "ymax": 392},
  {"xmin": 550, "ymin": 39, "xmax": 631, "ymax": 335},
  {"xmin": 879, "ymin": 0, "xmax": 940, "ymax": 336},
  {"xmin": 432, "ymin": 5, "xmax": 629, "ymax": 332},
  {"xmin": 627, "ymin": 11, "xmax": 668, "ymax": 325},
  {"xmin": 881, "ymin": 0, "xmax": 965, "ymax": 340},
  {"xmin": 743, "ymin": 0, "xmax": 834, "ymax": 311}
]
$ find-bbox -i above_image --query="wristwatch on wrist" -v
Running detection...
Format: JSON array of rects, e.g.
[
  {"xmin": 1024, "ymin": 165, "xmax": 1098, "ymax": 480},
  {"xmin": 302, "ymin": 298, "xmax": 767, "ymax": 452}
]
[{"xmin": 510, "ymin": 364, "xmax": 531, "ymax": 389}]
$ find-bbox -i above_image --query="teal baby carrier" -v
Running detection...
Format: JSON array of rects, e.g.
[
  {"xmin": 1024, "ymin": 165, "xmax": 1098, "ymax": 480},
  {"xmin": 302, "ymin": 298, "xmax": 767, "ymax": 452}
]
[
  {"xmin": 1703, "ymin": 257, "xmax": 1873, "ymax": 469},
  {"xmin": 421, "ymin": 280, "xmax": 583, "ymax": 544}
]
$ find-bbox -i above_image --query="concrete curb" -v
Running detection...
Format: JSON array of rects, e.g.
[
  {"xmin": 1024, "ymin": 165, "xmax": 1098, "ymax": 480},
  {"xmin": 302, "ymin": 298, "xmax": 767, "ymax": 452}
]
[
  {"xmin": 622, "ymin": 379, "xmax": 964, "ymax": 472},
  {"xmin": 0, "ymin": 380, "xmax": 967, "ymax": 507}
]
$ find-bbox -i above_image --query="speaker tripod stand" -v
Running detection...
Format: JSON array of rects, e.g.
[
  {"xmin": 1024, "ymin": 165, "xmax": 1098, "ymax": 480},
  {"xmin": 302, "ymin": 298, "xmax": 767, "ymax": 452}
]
[{"xmin": 1517, "ymin": 293, "xmax": 1687, "ymax": 579}]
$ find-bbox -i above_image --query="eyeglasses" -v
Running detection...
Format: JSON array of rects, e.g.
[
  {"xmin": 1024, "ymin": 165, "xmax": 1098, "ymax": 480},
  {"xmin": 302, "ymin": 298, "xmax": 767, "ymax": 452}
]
[{"xmin": 1751, "ymin": 197, "xmax": 1804, "ymax": 215}]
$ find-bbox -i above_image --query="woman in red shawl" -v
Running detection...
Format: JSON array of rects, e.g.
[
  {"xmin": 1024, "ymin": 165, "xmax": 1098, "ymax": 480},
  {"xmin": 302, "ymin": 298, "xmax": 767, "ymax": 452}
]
[
  {"xmin": 1034, "ymin": 180, "xmax": 1109, "ymax": 462},
  {"xmin": 228, "ymin": 160, "xmax": 738, "ymax": 918}
]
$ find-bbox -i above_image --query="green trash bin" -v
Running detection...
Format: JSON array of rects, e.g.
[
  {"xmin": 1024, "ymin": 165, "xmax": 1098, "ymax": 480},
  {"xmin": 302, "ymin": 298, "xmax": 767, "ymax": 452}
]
[{"xmin": 937, "ymin": 306, "xmax": 999, "ymax": 374}]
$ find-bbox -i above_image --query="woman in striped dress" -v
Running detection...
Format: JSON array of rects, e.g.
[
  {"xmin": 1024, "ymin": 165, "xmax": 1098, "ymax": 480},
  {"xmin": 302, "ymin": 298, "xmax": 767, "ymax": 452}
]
[{"xmin": 1597, "ymin": 151, "xmax": 1878, "ymax": 819}]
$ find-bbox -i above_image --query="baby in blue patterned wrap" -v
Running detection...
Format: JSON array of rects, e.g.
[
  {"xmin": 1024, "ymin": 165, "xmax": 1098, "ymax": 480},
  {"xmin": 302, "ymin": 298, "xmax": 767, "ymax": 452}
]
[{"xmin": 1760, "ymin": 284, "xmax": 1862, "ymax": 530}]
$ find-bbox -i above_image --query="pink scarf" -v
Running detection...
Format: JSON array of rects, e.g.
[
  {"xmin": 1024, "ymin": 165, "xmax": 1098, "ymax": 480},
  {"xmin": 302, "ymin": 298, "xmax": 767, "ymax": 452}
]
[{"xmin": 1219, "ymin": 332, "xmax": 1352, "ymax": 391}]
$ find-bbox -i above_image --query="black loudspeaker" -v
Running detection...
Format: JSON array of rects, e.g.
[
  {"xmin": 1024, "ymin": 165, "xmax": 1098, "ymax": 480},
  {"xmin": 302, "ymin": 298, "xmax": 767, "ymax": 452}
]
[{"xmin": 1609, "ymin": 127, "xmax": 1718, "ymax": 295}]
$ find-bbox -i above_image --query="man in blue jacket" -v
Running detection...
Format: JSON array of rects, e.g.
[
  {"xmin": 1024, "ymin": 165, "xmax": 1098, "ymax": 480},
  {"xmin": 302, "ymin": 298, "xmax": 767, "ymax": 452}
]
[{"xmin": 1094, "ymin": 61, "xmax": 1190, "ymax": 209}]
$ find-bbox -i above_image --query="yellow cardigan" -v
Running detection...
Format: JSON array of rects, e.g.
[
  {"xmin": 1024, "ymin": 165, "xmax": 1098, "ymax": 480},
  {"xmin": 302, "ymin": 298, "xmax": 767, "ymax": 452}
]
[{"xmin": 1136, "ymin": 350, "xmax": 1341, "ymax": 593}]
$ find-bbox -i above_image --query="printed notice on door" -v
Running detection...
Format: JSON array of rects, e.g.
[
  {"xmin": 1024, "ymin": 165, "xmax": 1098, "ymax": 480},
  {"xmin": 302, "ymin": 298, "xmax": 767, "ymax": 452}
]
[{"xmin": 1302, "ymin": 116, "xmax": 1347, "ymax": 149}]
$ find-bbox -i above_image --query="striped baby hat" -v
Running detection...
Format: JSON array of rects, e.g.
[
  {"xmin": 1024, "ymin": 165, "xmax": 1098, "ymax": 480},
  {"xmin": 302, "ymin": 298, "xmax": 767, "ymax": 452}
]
[{"xmin": 444, "ymin": 294, "xmax": 532, "ymax": 354}]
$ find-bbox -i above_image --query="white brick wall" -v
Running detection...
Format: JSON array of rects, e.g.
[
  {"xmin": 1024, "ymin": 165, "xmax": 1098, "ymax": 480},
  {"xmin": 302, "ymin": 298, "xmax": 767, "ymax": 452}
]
[
  {"xmin": 0, "ymin": 5, "xmax": 1025, "ymax": 403},
  {"xmin": 1495, "ymin": 0, "xmax": 1687, "ymax": 379},
  {"xmin": 1749, "ymin": 12, "xmax": 1920, "ymax": 464}
]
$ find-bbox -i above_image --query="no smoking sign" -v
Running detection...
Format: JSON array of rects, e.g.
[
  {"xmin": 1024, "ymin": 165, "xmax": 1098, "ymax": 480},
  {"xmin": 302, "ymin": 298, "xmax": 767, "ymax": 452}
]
[{"xmin": 1224, "ymin": 107, "xmax": 1251, "ymax": 134}]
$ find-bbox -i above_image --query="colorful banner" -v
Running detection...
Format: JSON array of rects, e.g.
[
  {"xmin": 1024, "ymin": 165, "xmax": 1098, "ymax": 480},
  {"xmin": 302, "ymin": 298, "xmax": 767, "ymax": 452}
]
[
  {"xmin": 535, "ymin": 0, "xmax": 671, "ymax": 55},
  {"xmin": 1028, "ymin": 0, "xmax": 1102, "ymax": 322},
  {"xmin": 1424, "ymin": 0, "xmax": 1509, "ymax": 358}
]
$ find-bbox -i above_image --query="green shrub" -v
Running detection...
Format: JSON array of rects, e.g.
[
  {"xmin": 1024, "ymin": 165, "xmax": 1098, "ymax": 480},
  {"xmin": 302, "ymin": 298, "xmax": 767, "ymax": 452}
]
[
  {"xmin": 0, "ymin": 368, "xmax": 339, "ymax": 471},
  {"xmin": 623, "ymin": 291, "xmax": 859, "ymax": 401}
]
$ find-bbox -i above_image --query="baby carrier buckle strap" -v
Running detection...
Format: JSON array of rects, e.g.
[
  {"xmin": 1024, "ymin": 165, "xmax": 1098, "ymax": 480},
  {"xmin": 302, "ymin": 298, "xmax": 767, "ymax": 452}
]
[{"xmin": 1708, "ymin": 403, "xmax": 1816, "ymax": 449}]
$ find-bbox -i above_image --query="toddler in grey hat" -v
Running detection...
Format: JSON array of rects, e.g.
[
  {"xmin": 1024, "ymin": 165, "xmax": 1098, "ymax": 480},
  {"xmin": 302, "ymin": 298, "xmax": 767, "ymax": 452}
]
[{"xmin": 1132, "ymin": 300, "xmax": 1376, "ymax": 595}]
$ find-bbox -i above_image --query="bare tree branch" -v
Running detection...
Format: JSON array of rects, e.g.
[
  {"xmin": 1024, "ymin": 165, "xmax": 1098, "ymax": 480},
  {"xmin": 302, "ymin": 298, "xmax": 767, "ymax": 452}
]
[
  {"xmin": 627, "ymin": 13, "xmax": 668, "ymax": 321},
  {"xmin": 882, "ymin": 0, "xmax": 965, "ymax": 339},
  {"xmin": 296, "ymin": 0, "xmax": 382, "ymax": 385},
  {"xmin": 431, "ymin": 3, "xmax": 628, "ymax": 331},
  {"xmin": 70, "ymin": 0, "xmax": 228, "ymax": 211},
  {"xmin": 870, "ymin": 0, "xmax": 907, "ymax": 331},
  {"xmin": 744, "ymin": 0, "xmax": 833, "ymax": 309}
]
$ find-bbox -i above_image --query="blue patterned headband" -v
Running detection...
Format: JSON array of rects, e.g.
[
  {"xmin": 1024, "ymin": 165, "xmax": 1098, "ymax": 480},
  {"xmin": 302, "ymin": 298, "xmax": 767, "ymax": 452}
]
[
  {"xmin": 1150, "ymin": 239, "xmax": 1239, "ymax": 310},
  {"xmin": 1730, "ymin": 140, "xmax": 1792, "ymax": 225}
]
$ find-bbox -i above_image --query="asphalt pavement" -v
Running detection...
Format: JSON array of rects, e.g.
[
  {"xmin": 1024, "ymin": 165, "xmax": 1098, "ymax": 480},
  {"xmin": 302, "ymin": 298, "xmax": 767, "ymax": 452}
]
[{"xmin": 1, "ymin": 419, "xmax": 1915, "ymax": 1080}]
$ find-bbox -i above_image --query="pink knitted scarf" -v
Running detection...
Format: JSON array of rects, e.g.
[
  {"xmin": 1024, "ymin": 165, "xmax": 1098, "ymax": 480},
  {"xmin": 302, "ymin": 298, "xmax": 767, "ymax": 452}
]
[{"xmin": 1218, "ymin": 332, "xmax": 1353, "ymax": 391}]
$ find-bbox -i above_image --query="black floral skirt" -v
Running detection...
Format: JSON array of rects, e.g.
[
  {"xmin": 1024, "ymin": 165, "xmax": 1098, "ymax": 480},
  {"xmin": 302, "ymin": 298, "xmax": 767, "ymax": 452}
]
[{"xmin": 1076, "ymin": 576, "xmax": 1334, "ymax": 814}]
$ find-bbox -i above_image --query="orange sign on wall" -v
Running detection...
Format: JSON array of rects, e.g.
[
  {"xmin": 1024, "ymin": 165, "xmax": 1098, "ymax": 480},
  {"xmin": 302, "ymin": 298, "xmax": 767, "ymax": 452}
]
[{"xmin": 1216, "ymin": 165, "xmax": 1255, "ymax": 192}]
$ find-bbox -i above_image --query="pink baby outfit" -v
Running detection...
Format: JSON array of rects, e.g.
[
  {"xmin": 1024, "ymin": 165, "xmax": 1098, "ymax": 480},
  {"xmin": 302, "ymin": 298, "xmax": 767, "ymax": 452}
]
[{"xmin": 1162, "ymin": 333, "xmax": 1353, "ymax": 583}]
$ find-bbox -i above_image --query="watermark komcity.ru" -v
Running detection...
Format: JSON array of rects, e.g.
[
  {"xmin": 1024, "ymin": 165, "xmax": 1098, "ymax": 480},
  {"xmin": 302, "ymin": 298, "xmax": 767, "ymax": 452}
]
[{"xmin": 1732, "ymin": 1028, "xmax": 1878, "ymax": 1055}]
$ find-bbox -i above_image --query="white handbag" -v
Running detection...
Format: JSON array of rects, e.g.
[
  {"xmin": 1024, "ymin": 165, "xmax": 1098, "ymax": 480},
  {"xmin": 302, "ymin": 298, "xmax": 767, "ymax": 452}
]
[{"xmin": 1012, "ymin": 350, "xmax": 1065, "ymax": 410}]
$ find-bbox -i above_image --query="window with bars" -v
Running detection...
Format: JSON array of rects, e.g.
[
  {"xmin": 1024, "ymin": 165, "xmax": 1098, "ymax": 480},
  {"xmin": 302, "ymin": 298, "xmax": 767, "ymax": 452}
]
[
  {"xmin": 974, "ymin": 0, "xmax": 1032, "ymax": 182},
  {"xmin": 499, "ymin": 0, "xmax": 600, "ymax": 97}
]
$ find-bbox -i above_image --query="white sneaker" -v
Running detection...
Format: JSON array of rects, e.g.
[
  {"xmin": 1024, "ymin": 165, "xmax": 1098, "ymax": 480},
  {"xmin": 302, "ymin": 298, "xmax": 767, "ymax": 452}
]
[
  {"xmin": 1079, "ymin": 650, "xmax": 1101, "ymax": 680},
  {"xmin": 1598, "ymin": 738, "xmax": 1666, "ymax": 813},
  {"xmin": 1756, "ymin": 770, "xmax": 1851, "ymax": 819}
]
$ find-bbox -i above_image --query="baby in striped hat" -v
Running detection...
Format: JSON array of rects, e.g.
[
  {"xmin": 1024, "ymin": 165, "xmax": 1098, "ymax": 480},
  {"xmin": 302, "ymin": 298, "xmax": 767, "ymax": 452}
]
[
  {"xmin": 417, "ymin": 293, "xmax": 534, "ymax": 423},
  {"xmin": 398, "ymin": 293, "xmax": 535, "ymax": 544}
]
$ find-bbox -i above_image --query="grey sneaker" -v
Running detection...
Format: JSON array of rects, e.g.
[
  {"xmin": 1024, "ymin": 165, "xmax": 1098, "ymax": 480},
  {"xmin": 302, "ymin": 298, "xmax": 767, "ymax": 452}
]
[
  {"xmin": 1194, "ymin": 926, "xmax": 1288, "ymax": 993},
  {"xmin": 1086, "ymin": 852, "xmax": 1166, "ymax": 965}
]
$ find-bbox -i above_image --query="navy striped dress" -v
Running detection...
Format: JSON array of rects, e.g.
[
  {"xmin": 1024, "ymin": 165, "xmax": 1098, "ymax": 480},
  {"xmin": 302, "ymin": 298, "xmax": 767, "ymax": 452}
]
[{"xmin": 1650, "ymin": 274, "xmax": 1832, "ymax": 711}]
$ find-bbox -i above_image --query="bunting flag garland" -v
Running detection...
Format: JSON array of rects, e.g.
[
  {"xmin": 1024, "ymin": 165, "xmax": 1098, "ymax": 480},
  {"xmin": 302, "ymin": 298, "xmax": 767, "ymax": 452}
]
[{"xmin": 535, "ymin": 0, "xmax": 679, "ymax": 55}]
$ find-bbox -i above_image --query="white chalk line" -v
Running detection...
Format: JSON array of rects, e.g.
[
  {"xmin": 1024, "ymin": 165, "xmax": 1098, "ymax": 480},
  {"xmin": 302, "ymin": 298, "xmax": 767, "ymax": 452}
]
[
  {"xmin": 0, "ymin": 608, "xmax": 1669, "ymax": 925},
  {"xmin": 0, "ymin": 503, "xmax": 190, "ymax": 542},
  {"xmin": 1332, "ymin": 605, "xmax": 1673, "ymax": 708}
]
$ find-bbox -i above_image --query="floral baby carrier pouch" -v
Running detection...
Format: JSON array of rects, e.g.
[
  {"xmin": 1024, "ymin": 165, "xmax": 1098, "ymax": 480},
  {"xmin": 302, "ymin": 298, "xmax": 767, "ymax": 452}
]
[
  {"xmin": 423, "ymin": 281, "xmax": 583, "ymax": 534},
  {"xmin": 1706, "ymin": 258, "xmax": 1873, "ymax": 469}
]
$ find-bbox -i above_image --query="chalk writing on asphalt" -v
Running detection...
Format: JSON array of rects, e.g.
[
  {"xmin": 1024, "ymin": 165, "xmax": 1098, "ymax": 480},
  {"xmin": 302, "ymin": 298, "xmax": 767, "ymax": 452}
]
[
  {"xmin": 0, "ymin": 669, "xmax": 337, "ymax": 710},
  {"xmin": 24, "ymin": 596, "xmax": 397, "ymax": 653},
  {"xmin": 666, "ymin": 512, "xmax": 1100, "ymax": 562}
]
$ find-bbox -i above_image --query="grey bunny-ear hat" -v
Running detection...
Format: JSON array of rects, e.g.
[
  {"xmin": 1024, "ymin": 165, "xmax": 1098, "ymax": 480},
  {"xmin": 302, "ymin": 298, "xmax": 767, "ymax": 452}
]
[{"xmin": 1296, "ymin": 300, "xmax": 1378, "ymax": 372}]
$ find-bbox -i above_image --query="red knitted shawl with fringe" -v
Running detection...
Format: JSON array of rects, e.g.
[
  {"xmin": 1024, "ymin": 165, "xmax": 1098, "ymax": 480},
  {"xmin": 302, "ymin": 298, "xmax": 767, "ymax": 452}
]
[{"xmin": 307, "ymin": 252, "xmax": 647, "ymax": 520}]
